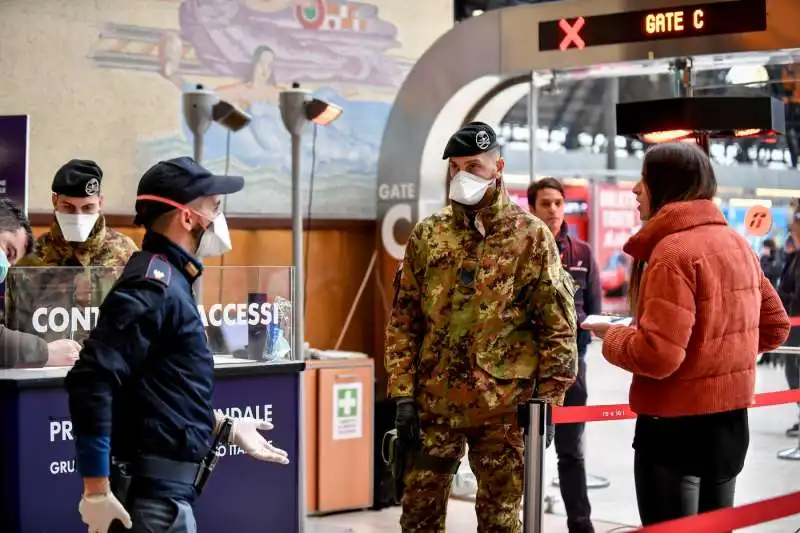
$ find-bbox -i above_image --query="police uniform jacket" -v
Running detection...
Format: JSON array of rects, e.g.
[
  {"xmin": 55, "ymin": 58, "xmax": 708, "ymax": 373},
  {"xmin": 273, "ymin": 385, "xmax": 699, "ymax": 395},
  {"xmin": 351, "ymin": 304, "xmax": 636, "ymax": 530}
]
[{"xmin": 65, "ymin": 231, "xmax": 215, "ymax": 501}]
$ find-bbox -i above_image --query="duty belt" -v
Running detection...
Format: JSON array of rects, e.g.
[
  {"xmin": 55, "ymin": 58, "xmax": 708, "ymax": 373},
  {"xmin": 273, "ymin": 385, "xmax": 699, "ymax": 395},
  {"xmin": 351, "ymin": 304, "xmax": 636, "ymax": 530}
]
[{"xmin": 131, "ymin": 456, "xmax": 201, "ymax": 486}]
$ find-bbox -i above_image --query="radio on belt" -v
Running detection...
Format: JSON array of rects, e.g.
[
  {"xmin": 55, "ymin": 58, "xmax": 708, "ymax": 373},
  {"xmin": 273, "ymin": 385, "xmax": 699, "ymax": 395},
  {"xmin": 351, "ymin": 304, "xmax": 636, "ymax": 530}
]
[{"xmin": 194, "ymin": 416, "xmax": 234, "ymax": 494}]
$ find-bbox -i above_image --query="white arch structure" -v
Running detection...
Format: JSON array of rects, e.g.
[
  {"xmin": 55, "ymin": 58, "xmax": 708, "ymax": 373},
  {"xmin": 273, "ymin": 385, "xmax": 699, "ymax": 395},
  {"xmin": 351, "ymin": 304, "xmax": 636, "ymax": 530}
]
[{"xmin": 376, "ymin": 0, "xmax": 800, "ymax": 266}]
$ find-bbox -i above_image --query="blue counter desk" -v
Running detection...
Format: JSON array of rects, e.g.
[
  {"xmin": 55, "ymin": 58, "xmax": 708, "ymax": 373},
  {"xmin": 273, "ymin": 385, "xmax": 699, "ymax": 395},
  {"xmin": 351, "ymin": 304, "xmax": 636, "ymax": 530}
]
[{"xmin": 0, "ymin": 358, "xmax": 304, "ymax": 533}]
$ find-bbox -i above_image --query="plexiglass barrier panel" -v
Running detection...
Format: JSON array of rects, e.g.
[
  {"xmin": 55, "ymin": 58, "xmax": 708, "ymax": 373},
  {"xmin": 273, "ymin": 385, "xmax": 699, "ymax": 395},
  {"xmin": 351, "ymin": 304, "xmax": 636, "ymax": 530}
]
[{"xmin": 3, "ymin": 265, "xmax": 295, "ymax": 365}]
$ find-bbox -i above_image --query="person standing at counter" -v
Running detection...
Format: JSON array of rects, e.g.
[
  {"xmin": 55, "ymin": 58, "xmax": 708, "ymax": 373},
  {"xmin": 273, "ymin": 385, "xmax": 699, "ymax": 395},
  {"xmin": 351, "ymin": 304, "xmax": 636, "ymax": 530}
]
[
  {"xmin": 7, "ymin": 159, "xmax": 138, "ymax": 342},
  {"xmin": 0, "ymin": 197, "xmax": 81, "ymax": 368},
  {"xmin": 65, "ymin": 157, "xmax": 290, "ymax": 533},
  {"xmin": 20, "ymin": 159, "xmax": 138, "ymax": 266},
  {"xmin": 386, "ymin": 122, "xmax": 578, "ymax": 532},
  {"xmin": 529, "ymin": 177, "xmax": 600, "ymax": 533}
]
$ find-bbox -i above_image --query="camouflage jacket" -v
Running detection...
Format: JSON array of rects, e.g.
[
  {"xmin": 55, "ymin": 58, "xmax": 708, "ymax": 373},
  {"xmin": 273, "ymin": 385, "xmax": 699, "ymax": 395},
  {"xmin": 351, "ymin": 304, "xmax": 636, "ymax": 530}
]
[
  {"xmin": 385, "ymin": 191, "xmax": 578, "ymax": 428},
  {"xmin": 7, "ymin": 217, "xmax": 138, "ymax": 343}
]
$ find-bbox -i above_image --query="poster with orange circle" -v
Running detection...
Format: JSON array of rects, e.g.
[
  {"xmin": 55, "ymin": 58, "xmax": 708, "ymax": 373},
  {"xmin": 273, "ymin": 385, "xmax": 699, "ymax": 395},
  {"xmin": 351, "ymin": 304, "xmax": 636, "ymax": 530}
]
[{"xmin": 744, "ymin": 205, "xmax": 772, "ymax": 237}]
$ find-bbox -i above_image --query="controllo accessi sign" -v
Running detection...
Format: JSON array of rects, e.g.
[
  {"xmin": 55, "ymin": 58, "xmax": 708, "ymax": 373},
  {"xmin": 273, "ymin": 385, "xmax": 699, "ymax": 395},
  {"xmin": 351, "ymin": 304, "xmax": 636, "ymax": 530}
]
[{"xmin": 30, "ymin": 302, "xmax": 282, "ymax": 334}]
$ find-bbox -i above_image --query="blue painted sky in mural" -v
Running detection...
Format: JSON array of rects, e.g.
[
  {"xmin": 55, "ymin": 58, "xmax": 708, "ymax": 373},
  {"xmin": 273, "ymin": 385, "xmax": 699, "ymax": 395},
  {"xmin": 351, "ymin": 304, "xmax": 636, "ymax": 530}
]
[
  {"xmin": 191, "ymin": 86, "xmax": 392, "ymax": 175},
  {"xmin": 89, "ymin": 0, "xmax": 411, "ymax": 217}
]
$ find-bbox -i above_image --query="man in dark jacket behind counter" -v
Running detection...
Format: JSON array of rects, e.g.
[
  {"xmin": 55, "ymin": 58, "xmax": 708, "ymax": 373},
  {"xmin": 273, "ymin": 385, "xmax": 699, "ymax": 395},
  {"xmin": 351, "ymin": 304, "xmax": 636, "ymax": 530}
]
[
  {"xmin": 529, "ymin": 178, "xmax": 602, "ymax": 533},
  {"xmin": 777, "ymin": 211, "xmax": 800, "ymax": 438},
  {"xmin": 0, "ymin": 197, "xmax": 80, "ymax": 368}
]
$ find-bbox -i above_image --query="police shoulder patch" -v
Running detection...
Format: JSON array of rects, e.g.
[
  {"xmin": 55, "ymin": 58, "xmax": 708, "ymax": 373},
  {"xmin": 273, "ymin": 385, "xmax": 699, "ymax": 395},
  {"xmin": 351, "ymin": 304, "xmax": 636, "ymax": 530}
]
[{"xmin": 145, "ymin": 254, "xmax": 172, "ymax": 287}]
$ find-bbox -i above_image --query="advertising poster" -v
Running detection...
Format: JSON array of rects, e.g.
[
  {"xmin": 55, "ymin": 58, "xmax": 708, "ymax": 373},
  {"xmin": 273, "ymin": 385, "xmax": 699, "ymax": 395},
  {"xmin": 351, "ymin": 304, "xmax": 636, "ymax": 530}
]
[
  {"xmin": 594, "ymin": 183, "xmax": 639, "ymax": 313},
  {"xmin": 0, "ymin": 115, "xmax": 30, "ymax": 316},
  {"xmin": 0, "ymin": 115, "xmax": 29, "ymax": 212},
  {"xmin": 721, "ymin": 204, "xmax": 791, "ymax": 252}
]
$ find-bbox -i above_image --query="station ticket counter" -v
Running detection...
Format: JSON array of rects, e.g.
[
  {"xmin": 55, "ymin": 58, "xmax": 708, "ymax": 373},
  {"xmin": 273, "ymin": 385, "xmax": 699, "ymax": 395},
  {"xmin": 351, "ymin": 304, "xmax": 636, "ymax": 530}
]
[{"xmin": 0, "ymin": 265, "xmax": 304, "ymax": 533}]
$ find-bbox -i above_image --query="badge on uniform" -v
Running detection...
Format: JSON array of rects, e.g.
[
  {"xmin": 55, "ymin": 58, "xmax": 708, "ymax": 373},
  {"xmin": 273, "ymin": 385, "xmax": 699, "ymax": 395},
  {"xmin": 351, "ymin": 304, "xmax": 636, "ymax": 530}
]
[{"xmin": 146, "ymin": 255, "xmax": 172, "ymax": 287}]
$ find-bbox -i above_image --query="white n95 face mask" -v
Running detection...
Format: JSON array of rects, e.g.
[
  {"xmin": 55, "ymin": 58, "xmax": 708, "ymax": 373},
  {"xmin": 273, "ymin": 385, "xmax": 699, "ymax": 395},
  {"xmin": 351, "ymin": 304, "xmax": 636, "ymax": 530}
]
[
  {"xmin": 196, "ymin": 212, "xmax": 232, "ymax": 258},
  {"xmin": 448, "ymin": 171, "xmax": 493, "ymax": 206},
  {"xmin": 55, "ymin": 212, "xmax": 99, "ymax": 242}
]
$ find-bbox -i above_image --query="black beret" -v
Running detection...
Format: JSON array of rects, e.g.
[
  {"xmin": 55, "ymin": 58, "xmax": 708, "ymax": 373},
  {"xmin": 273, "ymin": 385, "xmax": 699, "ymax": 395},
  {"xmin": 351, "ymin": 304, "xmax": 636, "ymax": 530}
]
[
  {"xmin": 134, "ymin": 156, "xmax": 244, "ymax": 227},
  {"xmin": 442, "ymin": 121, "xmax": 498, "ymax": 159},
  {"xmin": 52, "ymin": 159, "xmax": 103, "ymax": 197}
]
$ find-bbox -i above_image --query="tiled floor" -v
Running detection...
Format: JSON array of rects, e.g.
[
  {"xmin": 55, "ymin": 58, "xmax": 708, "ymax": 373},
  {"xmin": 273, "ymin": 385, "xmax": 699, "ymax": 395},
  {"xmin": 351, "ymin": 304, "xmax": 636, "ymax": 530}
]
[{"xmin": 309, "ymin": 344, "xmax": 800, "ymax": 532}]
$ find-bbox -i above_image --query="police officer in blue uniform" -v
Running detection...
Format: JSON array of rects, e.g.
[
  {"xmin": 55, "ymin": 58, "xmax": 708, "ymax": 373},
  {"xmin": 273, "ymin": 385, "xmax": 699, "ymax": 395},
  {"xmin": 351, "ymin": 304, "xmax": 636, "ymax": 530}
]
[{"xmin": 65, "ymin": 157, "xmax": 290, "ymax": 533}]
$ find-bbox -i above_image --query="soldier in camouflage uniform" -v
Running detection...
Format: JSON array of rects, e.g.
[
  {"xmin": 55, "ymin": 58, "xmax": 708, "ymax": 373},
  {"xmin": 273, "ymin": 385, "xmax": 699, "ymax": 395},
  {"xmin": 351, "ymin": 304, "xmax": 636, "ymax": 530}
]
[
  {"xmin": 6, "ymin": 160, "xmax": 138, "ymax": 343},
  {"xmin": 385, "ymin": 122, "xmax": 579, "ymax": 533}
]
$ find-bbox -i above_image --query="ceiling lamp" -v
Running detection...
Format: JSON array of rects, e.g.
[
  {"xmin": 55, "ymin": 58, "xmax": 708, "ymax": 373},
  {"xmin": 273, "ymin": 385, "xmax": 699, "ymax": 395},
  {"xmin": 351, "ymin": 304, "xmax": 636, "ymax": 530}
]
[
  {"xmin": 726, "ymin": 65, "xmax": 769, "ymax": 87},
  {"xmin": 617, "ymin": 96, "xmax": 785, "ymax": 144}
]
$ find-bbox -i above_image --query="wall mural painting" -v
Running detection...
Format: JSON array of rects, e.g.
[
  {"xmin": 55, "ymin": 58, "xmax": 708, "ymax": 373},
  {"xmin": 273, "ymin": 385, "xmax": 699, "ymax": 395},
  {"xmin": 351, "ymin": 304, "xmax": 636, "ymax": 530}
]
[{"xmin": 88, "ymin": 0, "xmax": 413, "ymax": 219}]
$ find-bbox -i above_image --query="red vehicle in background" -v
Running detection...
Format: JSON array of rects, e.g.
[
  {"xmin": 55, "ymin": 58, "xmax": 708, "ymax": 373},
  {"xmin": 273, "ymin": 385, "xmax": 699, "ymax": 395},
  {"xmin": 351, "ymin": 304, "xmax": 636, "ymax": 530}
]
[{"xmin": 599, "ymin": 251, "xmax": 631, "ymax": 298}]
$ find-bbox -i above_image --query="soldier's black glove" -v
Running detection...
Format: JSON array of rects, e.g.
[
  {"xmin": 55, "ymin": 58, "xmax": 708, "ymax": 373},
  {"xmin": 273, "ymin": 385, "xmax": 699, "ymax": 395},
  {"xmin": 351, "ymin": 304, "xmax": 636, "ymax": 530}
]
[
  {"xmin": 394, "ymin": 397, "xmax": 420, "ymax": 448},
  {"xmin": 546, "ymin": 424, "xmax": 555, "ymax": 449}
]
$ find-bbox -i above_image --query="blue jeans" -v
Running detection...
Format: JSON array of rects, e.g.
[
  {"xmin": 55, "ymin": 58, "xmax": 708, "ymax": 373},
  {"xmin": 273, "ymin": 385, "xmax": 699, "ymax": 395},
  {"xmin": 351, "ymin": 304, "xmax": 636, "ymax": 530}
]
[{"xmin": 110, "ymin": 498, "xmax": 196, "ymax": 533}]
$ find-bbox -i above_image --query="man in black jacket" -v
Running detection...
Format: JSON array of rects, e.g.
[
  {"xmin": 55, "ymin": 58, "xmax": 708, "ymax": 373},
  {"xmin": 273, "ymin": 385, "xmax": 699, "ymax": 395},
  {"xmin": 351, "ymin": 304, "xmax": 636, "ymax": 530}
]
[
  {"xmin": 0, "ymin": 197, "xmax": 80, "ymax": 368},
  {"xmin": 777, "ymin": 212, "xmax": 800, "ymax": 438},
  {"xmin": 529, "ymin": 178, "xmax": 601, "ymax": 533}
]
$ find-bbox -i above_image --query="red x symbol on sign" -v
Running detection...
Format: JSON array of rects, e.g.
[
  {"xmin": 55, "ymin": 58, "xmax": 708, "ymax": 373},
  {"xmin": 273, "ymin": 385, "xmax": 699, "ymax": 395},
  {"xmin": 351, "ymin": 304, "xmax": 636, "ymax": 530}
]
[{"xmin": 559, "ymin": 17, "xmax": 586, "ymax": 51}]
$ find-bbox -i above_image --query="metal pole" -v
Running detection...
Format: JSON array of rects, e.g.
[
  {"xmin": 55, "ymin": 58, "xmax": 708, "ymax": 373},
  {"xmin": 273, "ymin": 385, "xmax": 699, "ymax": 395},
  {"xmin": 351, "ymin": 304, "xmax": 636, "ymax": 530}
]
[
  {"xmin": 603, "ymin": 78, "xmax": 619, "ymax": 183},
  {"xmin": 192, "ymin": 132, "xmax": 204, "ymax": 304},
  {"xmin": 521, "ymin": 399, "xmax": 548, "ymax": 533},
  {"xmin": 290, "ymin": 131, "xmax": 308, "ymax": 533},
  {"xmin": 778, "ymin": 352, "xmax": 800, "ymax": 461},
  {"xmin": 193, "ymin": 131, "xmax": 204, "ymax": 165},
  {"xmin": 528, "ymin": 73, "xmax": 539, "ymax": 184},
  {"xmin": 291, "ymin": 131, "xmax": 304, "ymax": 361}
]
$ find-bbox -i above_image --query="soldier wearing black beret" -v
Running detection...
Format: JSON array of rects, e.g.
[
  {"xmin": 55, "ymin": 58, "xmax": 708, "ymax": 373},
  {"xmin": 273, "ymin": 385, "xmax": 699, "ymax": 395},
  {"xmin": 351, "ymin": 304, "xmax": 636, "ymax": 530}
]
[
  {"xmin": 441, "ymin": 121, "xmax": 505, "ymax": 210},
  {"xmin": 9, "ymin": 159, "xmax": 139, "ymax": 345},
  {"xmin": 17, "ymin": 159, "xmax": 137, "ymax": 267},
  {"xmin": 386, "ymin": 121, "xmax": 578, "ymax": 532}
]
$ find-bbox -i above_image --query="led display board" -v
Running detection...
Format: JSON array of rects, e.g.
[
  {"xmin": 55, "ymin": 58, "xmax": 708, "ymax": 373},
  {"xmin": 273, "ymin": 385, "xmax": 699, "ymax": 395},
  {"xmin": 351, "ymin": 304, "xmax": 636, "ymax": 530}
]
[{"xmin": 539, "ymin": 0, "xmax": 767, "ymax": 51}]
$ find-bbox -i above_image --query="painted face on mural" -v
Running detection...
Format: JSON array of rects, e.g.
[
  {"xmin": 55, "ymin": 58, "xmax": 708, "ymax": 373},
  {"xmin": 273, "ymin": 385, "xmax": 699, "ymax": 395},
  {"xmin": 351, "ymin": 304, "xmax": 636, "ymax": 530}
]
[
  {"xmin": 532, "ymin": 187, "xmax": 565, "ymax": 236},
  {"xmin": 251, "ymin": 47, "xmax": 276, "ymax": 86},
  {"xmin": 632, "ymin": 178, "xmax": 652, "ymax": 222}
]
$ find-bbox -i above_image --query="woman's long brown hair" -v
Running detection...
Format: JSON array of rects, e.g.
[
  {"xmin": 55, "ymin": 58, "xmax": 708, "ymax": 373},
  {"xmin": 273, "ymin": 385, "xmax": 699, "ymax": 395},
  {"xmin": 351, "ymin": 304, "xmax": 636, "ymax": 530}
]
[{"xmin": 627, "ymin": 142, "xmax": 718, "ymax": 316}]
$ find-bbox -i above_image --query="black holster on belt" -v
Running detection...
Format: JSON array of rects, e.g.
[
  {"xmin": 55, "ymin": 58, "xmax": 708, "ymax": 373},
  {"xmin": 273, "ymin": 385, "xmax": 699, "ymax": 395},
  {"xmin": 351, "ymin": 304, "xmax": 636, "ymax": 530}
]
[
  {"xmin": 382, "ymin": 429, "xmax": 461, "ymax": 505},
  {"xmin": 382, "ymin": 429, "xmax": 407, "ymax": 505},
  {"xmin": 110, "ymin": 460, "xmax": 134, "ymax": 506}
]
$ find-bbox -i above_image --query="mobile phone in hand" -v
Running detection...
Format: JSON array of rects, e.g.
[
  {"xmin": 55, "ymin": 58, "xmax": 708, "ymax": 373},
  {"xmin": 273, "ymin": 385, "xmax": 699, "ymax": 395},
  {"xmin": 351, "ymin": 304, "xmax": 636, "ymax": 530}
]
[{"xmin": 581, "ymin": 314, "xmax": 633, "ymax": 327}]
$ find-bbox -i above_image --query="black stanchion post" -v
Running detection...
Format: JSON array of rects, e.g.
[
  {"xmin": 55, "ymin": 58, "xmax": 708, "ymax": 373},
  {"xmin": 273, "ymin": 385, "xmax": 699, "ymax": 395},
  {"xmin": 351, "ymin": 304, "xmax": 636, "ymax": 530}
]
[
  {"xmin": 519, "ymin": 399, "xmax": 548, "ymax": 533},
  {"xmin": 776, "ymin": 349, "xmax": 800, "ymax": 461}
]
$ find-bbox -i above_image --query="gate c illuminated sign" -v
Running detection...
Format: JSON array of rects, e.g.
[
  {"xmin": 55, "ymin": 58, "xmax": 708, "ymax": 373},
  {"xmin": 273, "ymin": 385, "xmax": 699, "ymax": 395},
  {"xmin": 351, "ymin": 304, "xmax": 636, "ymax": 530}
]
[
  {"xmin": 644, "ymin": 9, "xmax": 704, "ymax": 36},
  {"xmin": 538, "ymin": 0, "xmax": 766, "ymax": 52}
]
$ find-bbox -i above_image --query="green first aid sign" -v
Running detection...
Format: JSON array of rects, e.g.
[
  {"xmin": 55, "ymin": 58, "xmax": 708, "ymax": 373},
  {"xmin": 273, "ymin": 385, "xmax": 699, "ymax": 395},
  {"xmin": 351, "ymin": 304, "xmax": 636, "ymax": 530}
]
[{"xmin": 333, "ymin": 382, "xmax": 363, "ymax": 440}]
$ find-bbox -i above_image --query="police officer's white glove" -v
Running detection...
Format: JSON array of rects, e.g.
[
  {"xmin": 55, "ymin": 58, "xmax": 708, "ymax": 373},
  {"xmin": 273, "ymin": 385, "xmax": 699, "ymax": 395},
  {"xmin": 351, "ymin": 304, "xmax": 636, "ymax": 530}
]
[
  {"xmin": 79, "ymin": 492, "xmax": 132, "ymax": 533},
  {"xmin": 230, "ymin": 417, "xmax": 290, "ymax": 465}
]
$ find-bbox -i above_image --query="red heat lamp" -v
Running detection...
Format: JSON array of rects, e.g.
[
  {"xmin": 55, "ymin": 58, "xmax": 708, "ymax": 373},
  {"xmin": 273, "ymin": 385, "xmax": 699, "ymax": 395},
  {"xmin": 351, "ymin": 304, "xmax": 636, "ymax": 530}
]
[{"xmin": 616, "ymin": 96, "xmax": 785, "ymax": 146}]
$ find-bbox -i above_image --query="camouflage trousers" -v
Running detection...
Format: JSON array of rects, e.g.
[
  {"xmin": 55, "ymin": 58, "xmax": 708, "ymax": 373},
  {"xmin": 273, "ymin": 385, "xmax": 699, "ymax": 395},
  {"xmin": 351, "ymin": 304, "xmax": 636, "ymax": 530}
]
[{"xmin": 400, "ymin": 423, "xmax": 524, "ymax": 533}]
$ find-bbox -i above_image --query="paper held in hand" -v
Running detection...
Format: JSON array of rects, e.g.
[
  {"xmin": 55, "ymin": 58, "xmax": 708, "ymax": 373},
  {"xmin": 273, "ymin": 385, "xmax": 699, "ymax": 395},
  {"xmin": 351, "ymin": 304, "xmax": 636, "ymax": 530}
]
[{"xmin": 581, "ymin": 314, "xmax": 633, "ymax": 327}]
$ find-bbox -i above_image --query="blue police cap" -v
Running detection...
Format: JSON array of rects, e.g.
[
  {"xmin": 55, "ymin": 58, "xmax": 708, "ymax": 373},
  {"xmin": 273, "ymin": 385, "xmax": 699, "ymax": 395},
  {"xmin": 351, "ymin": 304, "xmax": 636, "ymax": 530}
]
[
  {"xmin": 133, "ymin": 156, "xmax": 244, "ymax": 226},
  {"xmin": 442, "ymin": 122, "xmax": 498, "ymax": 159},
  {"xmin": 52, "ymin": 159, "xmax": 103, "ymax": 197}
]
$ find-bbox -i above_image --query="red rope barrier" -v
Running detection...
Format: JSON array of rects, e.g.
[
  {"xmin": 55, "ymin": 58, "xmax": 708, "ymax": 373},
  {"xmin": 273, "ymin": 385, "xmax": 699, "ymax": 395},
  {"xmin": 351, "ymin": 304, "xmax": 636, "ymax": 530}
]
[{"xmin": 552, "ymin": 388, "xmax": 800, "ymax": 424}]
